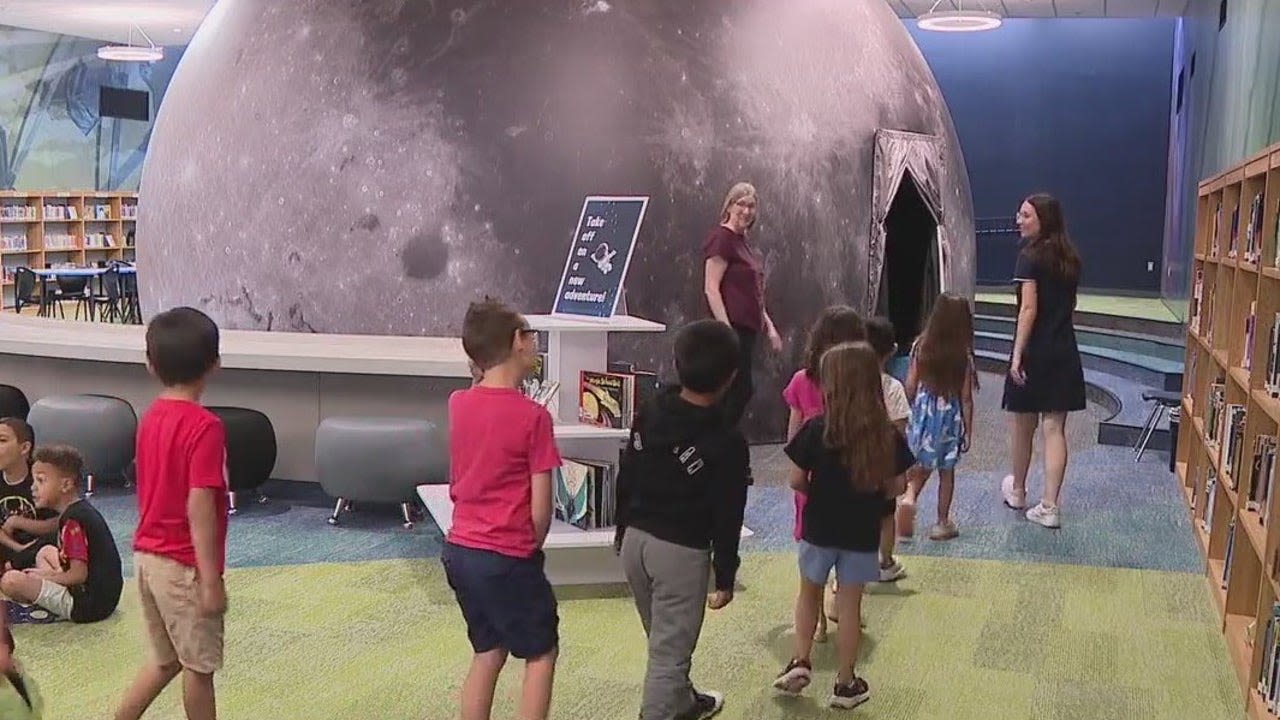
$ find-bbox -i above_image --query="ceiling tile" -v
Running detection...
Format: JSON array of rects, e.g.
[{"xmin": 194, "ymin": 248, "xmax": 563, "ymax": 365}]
[
  {"xmin": 1054, "ymin": 0, "xmax": 1108, "ymax": 16},
  {"xmin": 998, "ymin": 0, "xmax": 1060, "ymax": 18},
  {"xmin": 0, "ymin": 0, "xmax": 214, "ymax": 44},
  {"xmin": 901, "ymin": 0, "xmax": 959, "ymax": 15}
]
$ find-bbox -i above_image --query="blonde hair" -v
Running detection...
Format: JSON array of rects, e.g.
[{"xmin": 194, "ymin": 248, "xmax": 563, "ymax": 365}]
[{"xmin": 719, "ymin": 182, "xmax": 758, "ymax": 229}]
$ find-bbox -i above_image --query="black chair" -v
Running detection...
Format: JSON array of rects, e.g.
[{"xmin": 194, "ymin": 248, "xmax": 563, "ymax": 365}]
[
  {"xmin": 207, "ymin": 407, "xmax": 277, "ymax": 514},
  {"xmin": 89, "ymin": 267, "xmax": 121, "ymax": 323},
  {"xmin": 0, "ymin": 385, "xmax": 29, "ymax": 420},
  {"xmin": 50, "ymin": 275, "xmax": 90, "ymax": 320},
  {"xmin": 1134, "ymin": 389, "xmax": 1181, "ymax": 462},
  {"xmin": 12, "ymin": 268, "xmax": 41, "ymax": 315},
  {"xmin": 118, "ymin": 269, "xmax": 140, "ymax": 324}
]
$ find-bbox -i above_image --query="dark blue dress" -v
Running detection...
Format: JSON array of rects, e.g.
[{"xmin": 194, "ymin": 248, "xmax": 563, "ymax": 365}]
[{"xmin": 1000, "ymin": 247, "xmax": 1087, "ymax": 413}]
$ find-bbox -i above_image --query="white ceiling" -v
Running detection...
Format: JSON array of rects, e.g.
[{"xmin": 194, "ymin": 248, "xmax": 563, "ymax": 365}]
[
  {"xmin": 0, "ymin": 0, "xmax": 1195, "ymax": 48},
  {"xmin": 0, "ymin": 0, "xmax": 216, "ymax": 45},
  {"xmin": 889, "ymin": 0, "xmax": 1192, "ymax": 18}
]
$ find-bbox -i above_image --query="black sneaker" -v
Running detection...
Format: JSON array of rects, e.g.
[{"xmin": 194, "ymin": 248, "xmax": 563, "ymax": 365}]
[
  {"xmin": 829, "ymin": 676, "xmax": 870, "ymax": 709},
  {"xmin": 674, "ymin": 689, "xmax": 724, "ymax": 720},
  {"xmin": 772, "ymin": 657, "xmax": 812, "ymax": 695}
]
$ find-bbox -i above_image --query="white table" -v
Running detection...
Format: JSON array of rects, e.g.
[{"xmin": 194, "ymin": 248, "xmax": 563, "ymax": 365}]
[{"xmin": 417, "ymin": 484, "xmax": 754, "ymax": 586}]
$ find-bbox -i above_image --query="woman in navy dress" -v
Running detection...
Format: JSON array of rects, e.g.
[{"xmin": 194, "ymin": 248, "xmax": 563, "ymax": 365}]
[{"xmin": 999, "ymin": 193, "xmax": 1085, "ymax": 529}]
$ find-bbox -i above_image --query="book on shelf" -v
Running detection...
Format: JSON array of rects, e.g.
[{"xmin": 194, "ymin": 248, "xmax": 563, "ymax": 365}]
[
  {"xmin": 1246, "ymin": 191, "xmax": 1264, "ymax": 263},
  {"xmin": 1259, "ymin": 603, "xmax": 1280, "ymax": 712},
  {"xmin": 1222, "ymin": 404, "xmax": 1247, "ymax": 487},
  {"xmin": 1222, "ymin": 520, "xmax": 1236, "ymax": 589},
  {"xmin": 1275, "ymin": 197, "xmax": 1280, "ymax": 268},
  {"xmin": 552, "ymin": 458, "xmax": 616, "ymax": 530},
  {"xmin": 1245, "ymin": 301, "xmax": 1257, "ymax": 371},
  {"xmin": 1190, "ymin": 266, "xmax": 1205, "ymax": 335},
  {"xmin": 1204, "ymin": 286, "xmax": 1217, "ymax": 344},
  {"xmin": 1206, "ymin": 378, "xmax": 1226, "ymax": 447},
  {"xmin": 1269, "ymin": 313, "xmax": 1280, "ymax": 396},
  {"xmin": 1228, "ymin": 203, "xmax": 1241, "ymax": 257},
  {"xmin": 1200, "ymin": 466, "xmax": 1218, "ymax": 533},
  {"xmin": 1213, "ymin": 201, "xmax": 1222, "ymax": 255},
  {"xmin": 1247, "ymin": 434, "xmax": 1277, "ymax": 514}
]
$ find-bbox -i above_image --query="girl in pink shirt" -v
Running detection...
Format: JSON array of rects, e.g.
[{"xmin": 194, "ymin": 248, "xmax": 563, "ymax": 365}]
[{"xmin": 782, "ymin": 306, "xmax": 866, "ymax": 641}]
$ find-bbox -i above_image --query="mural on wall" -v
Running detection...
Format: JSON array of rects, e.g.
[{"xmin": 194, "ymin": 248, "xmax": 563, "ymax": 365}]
[
  {"xmin": 0, "ymin": 27, "xmax": 183, "ymax": 191},
  {"xmin": 1162, "ymin": 0, "xmax": 1280, "ymax": 319},
  {"xmin": 139, "ymin": 0, "xmax": 974, "ymax": 441}
]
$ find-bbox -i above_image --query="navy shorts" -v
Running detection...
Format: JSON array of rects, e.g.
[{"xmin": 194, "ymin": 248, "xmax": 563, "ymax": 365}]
[{"xmin": 441, "ymin": 541, "xmax": 559, "ymax": 660}]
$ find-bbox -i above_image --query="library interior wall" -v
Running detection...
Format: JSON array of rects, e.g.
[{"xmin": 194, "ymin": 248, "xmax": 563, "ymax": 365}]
[
  {"xmin": 137, "ymin": 0, "xmax": 976, "ymax": 443},
  {"xmin": 0, "ymin": 26, "xmax": 183, "ymax": 192},
  {"xmin": 1161, "ymin": 0, "xmax": 1280, "ymax": 320},
  {"xmin": 907, "ymin": 18, "xmax": 1176, "ymax": 293}
]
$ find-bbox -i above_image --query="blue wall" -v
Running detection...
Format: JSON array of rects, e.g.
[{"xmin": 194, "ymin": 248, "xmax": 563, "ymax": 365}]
[{"xmin": 908, "ymin": 18, "xmax": 1176, "ymax": 293}]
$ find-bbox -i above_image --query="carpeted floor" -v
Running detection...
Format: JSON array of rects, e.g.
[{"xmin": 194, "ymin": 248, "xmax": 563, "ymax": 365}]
[
  {"xmin": 17, "ymin": 553, "xmax": 1241, "ymax": 720},
  {"xmin": 7, "ymin": 372, "xmax": 1241, "ymax": 719}
]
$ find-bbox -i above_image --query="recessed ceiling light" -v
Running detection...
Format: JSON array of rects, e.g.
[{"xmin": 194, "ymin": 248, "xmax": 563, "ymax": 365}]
[
  {"xmin": 173, "ymin": 27, "xmax": 183, "ymax": 33},
  {"xmin": 918, "ymin": 1, "xmax": 1003, "ymax": 32}
]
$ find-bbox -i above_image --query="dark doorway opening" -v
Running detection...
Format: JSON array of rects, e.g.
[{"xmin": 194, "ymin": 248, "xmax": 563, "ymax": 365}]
[{"xmin": 876, "ymin": 170, "xmax": 941, "ymax": 350}]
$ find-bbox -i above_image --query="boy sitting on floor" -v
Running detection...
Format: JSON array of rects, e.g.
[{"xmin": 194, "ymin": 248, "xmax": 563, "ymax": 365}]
[{"xmin": 0, "ymin": 445, "xmax": 123, "ymax": 624}]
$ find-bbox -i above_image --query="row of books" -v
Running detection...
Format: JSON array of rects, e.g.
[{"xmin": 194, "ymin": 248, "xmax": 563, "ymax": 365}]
[
  {"xmin": 1265, "ymin": 313, "xmax": 1280, "ymax": 397},
  {"xmin": 43, "ymin": 234, "xmax": 83, "ymax": 250},
  {"xmin": 1212, "ymin": 195, "xmax": 1280, "ymax": 266},
  {"xmin": 1189, "ymin": 267, "xmax": 1214, "ymax": 341},
  {"xmin": 0, "ymin": 205, "xmax": 37, "ymax": 220},
  {"xmin": 579, "ymin": 366, "xmax": 661, "ymax": 429},
  {"xmin": 552, "ymin": 458, "xmax": 617, "ymax": 530},
  {"xmin": 1219, "ymin": 400, "xmax": 1247, "ymax": 484},
  {"xmin": 0, "ymin": 235, "xmax": 28, "ymax": 251}
]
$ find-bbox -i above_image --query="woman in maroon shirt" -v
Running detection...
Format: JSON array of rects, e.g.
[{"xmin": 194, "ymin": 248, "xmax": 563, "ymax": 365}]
[{"xmin": 703, "ymin": 182, "xmax": 782, "ymax": 429}]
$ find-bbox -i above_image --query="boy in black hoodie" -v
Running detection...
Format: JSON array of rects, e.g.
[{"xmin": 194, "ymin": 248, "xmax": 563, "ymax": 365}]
[{"xmin": 614, "ymin": 319, "xmax": 750, "ymax": 720}]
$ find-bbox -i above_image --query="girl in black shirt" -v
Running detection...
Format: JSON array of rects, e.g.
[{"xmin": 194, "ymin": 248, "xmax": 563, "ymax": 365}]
[{"xmin": 773, "ymin": 342, "xmax": 914, "ymax": 710}]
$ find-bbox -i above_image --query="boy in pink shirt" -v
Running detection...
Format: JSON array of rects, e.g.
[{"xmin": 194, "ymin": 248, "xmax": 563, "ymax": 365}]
[{"xmin": 443, "ymin": 298, "xmax": 562, "ymax": 720}]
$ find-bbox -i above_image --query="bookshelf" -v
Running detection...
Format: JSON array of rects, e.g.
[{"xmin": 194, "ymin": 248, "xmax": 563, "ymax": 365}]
[
  {"xmin": 1178, "ymin": 140, "xmax": 1280, "ymax": 718},
  {"xmin": 0, "ymin": 190, "xmax": 138, "ymax": 309}
]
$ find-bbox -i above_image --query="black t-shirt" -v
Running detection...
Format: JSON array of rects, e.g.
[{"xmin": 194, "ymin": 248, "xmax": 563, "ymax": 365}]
[
  {"xmin": 784, "ymin": 416, "xmax": 915, "ymax": 552},
  {"xmin": 60, "ymin": 499, "xmax": 123, "ymax": 623},
  {"xmin": 0, "ymin": 470, "xmax": 56, "ymax": 544},
  {"xmin": 1013, "ymin": 248, "xmax": 1079, "ymax": 360}
]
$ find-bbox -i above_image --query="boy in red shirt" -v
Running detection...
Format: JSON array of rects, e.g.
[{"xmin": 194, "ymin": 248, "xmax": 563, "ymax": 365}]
[
  {"xmin": 443, "ymin": 298, "xmax": 562, "ymax": 720},
  {"xmin": 115, "ymin": 307, "xmax": 227, "ymax": 720}
]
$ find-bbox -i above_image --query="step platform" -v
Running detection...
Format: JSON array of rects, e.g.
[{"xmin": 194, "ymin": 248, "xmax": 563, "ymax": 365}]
[{"xmin": 418, "ymin": 484, "xmax": 754, "ymax": 586}]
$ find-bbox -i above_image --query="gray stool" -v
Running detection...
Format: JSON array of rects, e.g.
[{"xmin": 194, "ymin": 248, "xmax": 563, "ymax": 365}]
[
  {"xmin": 28, "ymin": 394, "xmax": 137, "ymax": 496},
  {"xmin": 1134, "ymin": 389, "xmax": 1181, "ymax": 462},
  {"xmin": 314, "ymin": 417, "xmax": 446, "ymax": 529}
]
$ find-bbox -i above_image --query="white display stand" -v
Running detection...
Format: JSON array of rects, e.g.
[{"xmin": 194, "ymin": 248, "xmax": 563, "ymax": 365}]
[{"xmin": 417, "ymin": 312, "xmax": 754, "ymax": 586}]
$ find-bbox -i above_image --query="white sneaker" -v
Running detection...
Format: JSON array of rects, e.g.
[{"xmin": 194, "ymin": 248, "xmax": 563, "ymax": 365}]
[
  {"xmin": 1001, "ymin": 474, "xmax": 1025, "ymax": 509},
  {"xmin": 1025, "ymin": 502, "xmax": 1061, "ymax": 528},
  {"xmin": 878, "ymin": 560, "xmax": 906, "ymax": 582}
]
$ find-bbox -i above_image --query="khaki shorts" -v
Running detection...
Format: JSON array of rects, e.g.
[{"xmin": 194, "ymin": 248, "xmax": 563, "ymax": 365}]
[{"xmin": 135, "ymin": 552, "xmax": 224, "ymax": 674}]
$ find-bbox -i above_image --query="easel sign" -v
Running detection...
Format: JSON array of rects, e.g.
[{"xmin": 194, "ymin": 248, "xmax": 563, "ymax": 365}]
[{"xmin": 552, "ymin": 195, "xmax": 648, "ymax": 319}]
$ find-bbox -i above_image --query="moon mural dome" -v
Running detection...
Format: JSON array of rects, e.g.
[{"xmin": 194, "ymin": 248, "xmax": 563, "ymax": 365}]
[{"xmin": 139, "ymin": 0, "xmax": 974, "ymax": 437}]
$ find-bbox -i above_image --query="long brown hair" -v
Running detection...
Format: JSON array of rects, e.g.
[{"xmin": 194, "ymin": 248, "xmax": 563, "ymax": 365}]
[
  {"xmin": 803, "ymin": 306, "xmax": 866, "ymax": 379},
  {"xmin": 1023, "ymin": 193, "xmax": 1081, "ymax": 284},
  {"xmin": 820, "ymin": 342, "xmax": 896, "ymax": 493},
  {"xmin": 915, "ymin": 293, "xmax": 973, "ymax": 398}
]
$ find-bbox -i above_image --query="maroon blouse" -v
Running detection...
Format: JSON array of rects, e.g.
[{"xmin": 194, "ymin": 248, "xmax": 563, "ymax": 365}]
[{"xmin": 703, "ymin": 225, "xmax": 764, "ymax": 332}]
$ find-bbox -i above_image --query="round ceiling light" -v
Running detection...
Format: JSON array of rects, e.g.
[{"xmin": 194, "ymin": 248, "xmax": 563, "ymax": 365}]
[
  {"xmin": 97, "ymin": 45, "xmax": 164, "ymax": 62},
  {"xmin": 917, "ymin": 9, "xmax": 1003, "ymax": 32}
]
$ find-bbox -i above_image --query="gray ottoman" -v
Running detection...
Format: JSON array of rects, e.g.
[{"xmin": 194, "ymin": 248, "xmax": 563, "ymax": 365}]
[
  {"xmin": 28, "ymin": 394, "xmax": 137, "ymax": 496},
  {"xmin": 314, "ymin": 416, "xmax": 446, "ymax": 529}
]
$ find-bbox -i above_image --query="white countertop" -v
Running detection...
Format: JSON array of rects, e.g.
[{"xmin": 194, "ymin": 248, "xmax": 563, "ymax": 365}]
[{"xmin": 0, "ymin": 312, "xmax": 665, "ymax": 377}]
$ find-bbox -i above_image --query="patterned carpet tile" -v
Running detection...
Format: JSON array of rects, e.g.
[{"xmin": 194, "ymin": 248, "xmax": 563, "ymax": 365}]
[{"xmin": 15, "ymin": 553, "xmax": 1240, "ymax": 720}]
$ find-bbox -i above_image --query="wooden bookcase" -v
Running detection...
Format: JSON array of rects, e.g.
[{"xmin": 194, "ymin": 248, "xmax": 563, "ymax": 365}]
[
  {"xmin": 1178, "ymin": 139, "xmax": 1280, "ymax": 719},
  {"xmin": 0, "ymin": 190, "xmax": 138, "ymax": 309}
]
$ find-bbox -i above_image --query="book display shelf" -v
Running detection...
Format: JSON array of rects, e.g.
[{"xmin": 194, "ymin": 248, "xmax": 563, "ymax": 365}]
[
  {"xmin": 0, "ymin": 190, "xmax": 138, "ymax": 308},
  {"xmin": 1178, "ymin": 140, "xmax": 1280, "ymax": 719},
  {"xmin": 418, "ymin": 313, "xmax": 752, "ymax": 586}
]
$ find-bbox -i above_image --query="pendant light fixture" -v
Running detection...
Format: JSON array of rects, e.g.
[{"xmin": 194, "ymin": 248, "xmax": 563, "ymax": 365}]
[
  {"xmin": 917, "ymin": 0, "xmax": 1004, "ymax": 32},
  {"xmin": 98, "ymin": 23, "xmax": 164, "ymax": 62}
]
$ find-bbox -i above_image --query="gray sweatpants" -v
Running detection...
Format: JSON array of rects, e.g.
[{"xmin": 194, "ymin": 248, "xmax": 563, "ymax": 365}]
[{"xmin": 621, "ymin": 527, "xmax": 711, "ymax": 720}]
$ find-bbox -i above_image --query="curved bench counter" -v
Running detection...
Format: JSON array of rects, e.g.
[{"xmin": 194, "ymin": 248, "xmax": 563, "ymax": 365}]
[{"xmin": 0, "ymin": 313, "xmax": 472, "ymax": 482}]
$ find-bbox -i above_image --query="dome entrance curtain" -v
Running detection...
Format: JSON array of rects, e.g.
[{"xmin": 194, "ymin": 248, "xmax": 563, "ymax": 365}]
[{"xmin": 867, "ymin": 129, "xmax": 948, "ymax": 314}]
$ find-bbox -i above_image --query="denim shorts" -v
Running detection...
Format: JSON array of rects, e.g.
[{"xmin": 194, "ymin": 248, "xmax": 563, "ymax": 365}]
[
  {"xmin": 441, "ymin": 541, "xmax": 559, "ymax": 659},
  {"xmin": 797, "ymin": 541, "xmax": 879, "ymax": 586}
]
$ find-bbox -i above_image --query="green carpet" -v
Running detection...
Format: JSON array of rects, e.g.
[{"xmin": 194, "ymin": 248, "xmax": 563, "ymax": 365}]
[{"xmin": 15, "ymin": 553, "xmax": 1240, "ymax": 720}]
